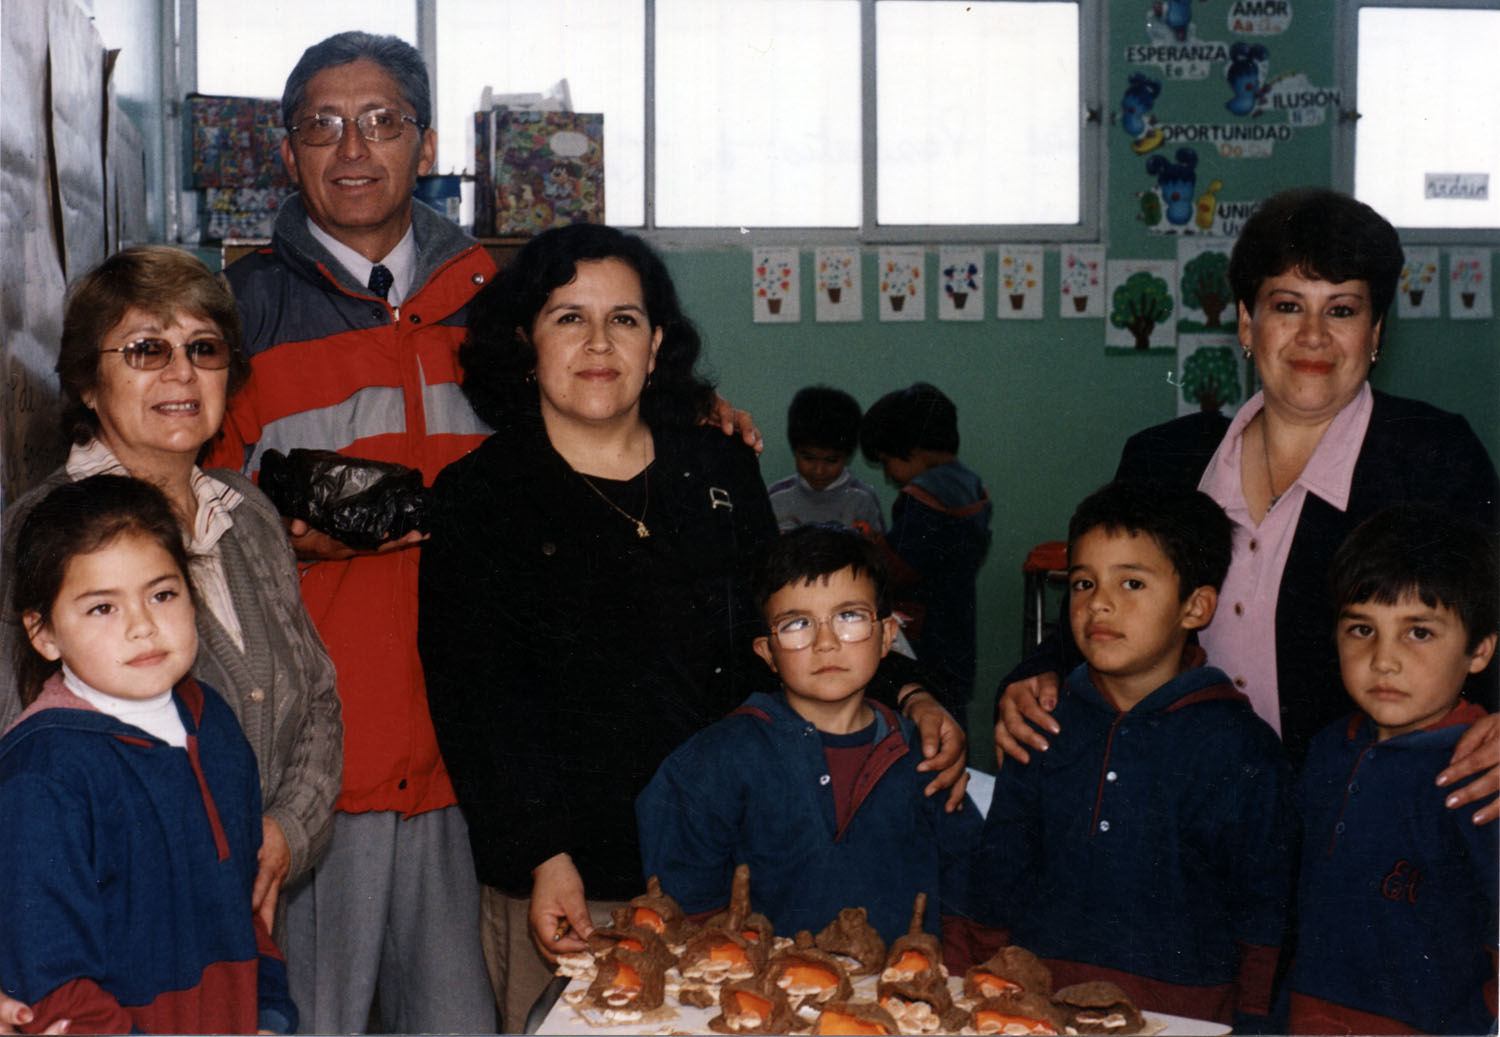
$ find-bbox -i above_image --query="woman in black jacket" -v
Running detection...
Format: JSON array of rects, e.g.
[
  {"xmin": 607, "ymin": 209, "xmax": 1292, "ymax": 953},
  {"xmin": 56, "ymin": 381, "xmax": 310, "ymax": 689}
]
[{"xmin": 418, "ymin": 224, "xmax": 964, "ymax": 1030}]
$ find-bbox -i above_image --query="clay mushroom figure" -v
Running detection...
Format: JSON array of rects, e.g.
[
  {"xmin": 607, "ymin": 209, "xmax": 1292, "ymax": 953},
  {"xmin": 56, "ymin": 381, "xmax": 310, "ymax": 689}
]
[
  {"xmin": 704, "ymin": 863, "xmax": 776, "ymax": 947},
  {"xmin": 707, "ymin": 980, "xmax": 796, "ymax": 1035},
  {"xmin": 966, "ymin": 993, "xmax": 1068, "ymax": 1036},
  {"xmin": 963, "ymin": 945, "xmax": 1054, "ymax": 999},
  {"xmin": 764, "ymin": 930, "xmax": 854, "ymax": 1011},
  {"xmin": 571, "ymin": 944, "xmax": 672, "ymax": 1025},
  {"xmin": 880, "ymin": 893, "xmax": 945, "ymax": 985},
  {"xmin": 611, "ymin": 875, "xmax": 691, "ymax": 944},
  {"xmin": 877, "ymin": 977, "xmax": 967, "ymax": 1035},
  {"xmin": 814, "ymin": 906, "xmax": 886, "ymax": 977},
  {"xmin": 1051, "ymin": 981, "xmax": 1146, "ymax": 1035},
  {"xmin": 811, "ymin": 999, "xmax": 902, "ymax": 1035}
]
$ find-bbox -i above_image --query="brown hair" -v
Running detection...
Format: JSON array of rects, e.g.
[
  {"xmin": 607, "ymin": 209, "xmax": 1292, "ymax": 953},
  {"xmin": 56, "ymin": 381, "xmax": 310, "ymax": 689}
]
[{"xmin": 57, "ymin": 245, "xmax": 249, "ymax": 445}]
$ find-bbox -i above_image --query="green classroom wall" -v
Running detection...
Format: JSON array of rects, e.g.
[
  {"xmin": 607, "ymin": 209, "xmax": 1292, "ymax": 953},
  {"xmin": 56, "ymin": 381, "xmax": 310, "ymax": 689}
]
[{"xmin": 659, "ymin": 1, "xmax": 1499, "ymax": 767}]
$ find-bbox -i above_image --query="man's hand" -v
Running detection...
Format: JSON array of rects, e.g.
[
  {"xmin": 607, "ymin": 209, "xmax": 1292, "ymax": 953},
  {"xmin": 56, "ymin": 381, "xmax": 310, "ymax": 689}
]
[
  {"xmin": 900, "ymin": 689, "xmax": 969, "ymax": 811},
  {"xmin": 529, "ymin": 853, "xmax": 594, "ymax": 963},
  {"xmin": 0, "ymin": 993, "xmax": 68, "ymax": 1034},
  {"xmin": 253, "ymin": 816, "xmax": 292, "ymax": 931},
  {"xmin": 992, "ymin": 672, "xmax": 1062, "ymax": 768},
  {"xmin": 1438, "ymin": 711, "xmax": 1499, "ymax": 826},
  {"xmin": 287, "ymin": 518, "xmax": 426, "ymax": 561},
  {"xmin": 706, "ymin": 393, "xmax": 763, "ymax": 454}
]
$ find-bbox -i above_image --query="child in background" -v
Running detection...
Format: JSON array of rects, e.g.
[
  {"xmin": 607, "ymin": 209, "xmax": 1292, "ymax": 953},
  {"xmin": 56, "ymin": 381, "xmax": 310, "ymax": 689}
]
[
  {"xmin": 971, "ymin": 480, "xmax": 1293, "ymax": 1029},
  {"xmin": 860, "ymin": 382, "xmax": 991, "ymax": 726},
  {"xmin": 768, "ymin": 385, "xmax": 886, "ymax": 536},
  {"xmin": 0, "ymin": 475, "xmax": 296, "ymax": 1035},
  {"xmin": 636, "ymin": 524, "xmax": 979, "ymax": 946},
  {"xmin": 1288, "ymin": 503, "xmax": 1497, "ymax": 1036}
]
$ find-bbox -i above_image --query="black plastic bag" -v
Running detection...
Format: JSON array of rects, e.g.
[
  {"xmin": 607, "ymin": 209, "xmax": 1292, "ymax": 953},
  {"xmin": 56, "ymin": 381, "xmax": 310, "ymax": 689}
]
[{"xmin": 258, "ymin": 448, "xmax": 427, "ymax": 551}]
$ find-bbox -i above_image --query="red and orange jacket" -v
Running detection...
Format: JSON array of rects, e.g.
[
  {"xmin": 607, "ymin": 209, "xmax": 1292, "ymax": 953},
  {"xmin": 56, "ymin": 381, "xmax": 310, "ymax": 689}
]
[{"xmin": 206, "ymin": 196, "xmax": 496, "ymax": 816}]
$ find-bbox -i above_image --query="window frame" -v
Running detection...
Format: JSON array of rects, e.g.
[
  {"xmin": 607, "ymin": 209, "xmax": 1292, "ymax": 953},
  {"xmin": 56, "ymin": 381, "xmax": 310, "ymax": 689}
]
[
  {"xmin": 1334, "ymin": 0, "xmax": 1500, "ymax": 245},
  {"xmin": 179, "ymin": 0, "xmax": 1103, "ymax": 245}
]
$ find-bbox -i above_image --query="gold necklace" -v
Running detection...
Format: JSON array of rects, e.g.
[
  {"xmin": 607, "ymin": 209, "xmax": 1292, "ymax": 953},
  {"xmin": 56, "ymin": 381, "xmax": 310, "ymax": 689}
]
[
  {"xmin": 1261, "ymin": 416, "xmax": 1283, "ymax": 510},
  {"xmin": 577, "ymin": 463, "xmax": 652, "ymax": 538}
]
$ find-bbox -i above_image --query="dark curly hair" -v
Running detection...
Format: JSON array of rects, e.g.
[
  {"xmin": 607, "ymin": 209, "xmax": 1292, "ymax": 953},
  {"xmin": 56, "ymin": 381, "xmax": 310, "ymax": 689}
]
[
  {"xmin": 460, "ymin": 223, "xmax": 716, "ymax": 431},
  {"xmin": 1228, "ymin": 187, "xmax": 1404, "ymax": 324},
  {"xmin": 859, "ymin": 382, "xmax": 960, "ymax": 462}
]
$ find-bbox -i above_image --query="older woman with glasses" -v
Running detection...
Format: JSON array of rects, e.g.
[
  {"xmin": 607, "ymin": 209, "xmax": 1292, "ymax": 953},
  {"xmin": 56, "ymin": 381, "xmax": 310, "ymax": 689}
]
[{"xmin": 0, "ymin": 246, "xmax": 341, "ymax": 941}]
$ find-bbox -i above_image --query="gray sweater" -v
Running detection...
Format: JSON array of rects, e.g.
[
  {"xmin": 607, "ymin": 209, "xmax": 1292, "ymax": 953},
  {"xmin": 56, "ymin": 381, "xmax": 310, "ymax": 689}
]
[{"xmin": 1, "ymin": 465, "xmax": 342, "ymax": 882}]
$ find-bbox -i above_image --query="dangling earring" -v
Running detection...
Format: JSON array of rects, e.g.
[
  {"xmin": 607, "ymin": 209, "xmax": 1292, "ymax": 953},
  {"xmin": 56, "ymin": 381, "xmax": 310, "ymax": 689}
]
[
  {"xmin": 1369, "ymin": 349, "xmax": 1380, "ymax": 364},
  {"xmin": 1242, "ymin": 347, "xmax": 1253, "ymax": 360},
  {"xmin": 524, "ymin": 370, "xmax": 537, "ymax": 386}
]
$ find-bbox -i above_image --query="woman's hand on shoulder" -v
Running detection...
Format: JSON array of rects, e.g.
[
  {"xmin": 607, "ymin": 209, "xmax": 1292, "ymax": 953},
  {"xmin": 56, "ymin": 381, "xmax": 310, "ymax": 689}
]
[
  {"xmin": 899, "ymin": 688, "xmax": 969, "ymax": 811},
  {"xmin": 286, "ymin": 519, "xmax": 426, "ymax": 561},
  {"xmin": 992, "ymin": 672, "xmax": 1062, "ymax": 768},
  {"xmin": 1439, "ymin": 711, "xmax": 1500, "ymax": 826},
  {"xmin": 705, "ymin": 393, "xmax": 763, "ymax": 455}
]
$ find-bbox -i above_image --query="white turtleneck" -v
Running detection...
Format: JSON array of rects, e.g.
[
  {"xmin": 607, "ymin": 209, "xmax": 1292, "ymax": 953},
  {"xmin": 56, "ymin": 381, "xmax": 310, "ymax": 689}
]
[{"xmin": 63, "ymin": 663, "xmax": 187, "ymax": 748}]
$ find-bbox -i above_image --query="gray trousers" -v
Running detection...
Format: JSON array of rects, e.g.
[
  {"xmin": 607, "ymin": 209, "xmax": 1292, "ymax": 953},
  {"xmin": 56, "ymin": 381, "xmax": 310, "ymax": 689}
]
[{"xmin": 282, "ymin": 807, "xmax": 494, "ymax": 1034}]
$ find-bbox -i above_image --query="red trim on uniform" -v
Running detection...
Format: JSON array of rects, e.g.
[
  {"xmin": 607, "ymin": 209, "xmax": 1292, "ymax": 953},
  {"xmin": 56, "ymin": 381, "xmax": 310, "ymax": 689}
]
[
  {"xmin": 130, "ymin": 958, "xmax": 260, "ymax": 1035},
  {"xmin": 1163, "ymin": 684, "xmax": 1247, "ymax": 712},
  {"xmin": 185, "ymin": 734, "xmax": 231, "ymax": 861},
  {"xmin": 899, "ymin": 483, "xmax": 992, "ymax": 520},
  {"xmin": 1233, "ymin": 940, "xmax": 1279, "ymax": 1016},
  {"xmin": 1288, "ymin": 991, "xmax": 1421, "ymax": 1035},
  {"xmin": 834, "ymin": 701, "xmax": 909, "ymax": 842},
  {"xmin": 25, "ymin": 977, "xmax": 131, "ymax": 1035},
  {"xmin": 729, "ymin": 705, "xmax": 772, "ymax": 723}
]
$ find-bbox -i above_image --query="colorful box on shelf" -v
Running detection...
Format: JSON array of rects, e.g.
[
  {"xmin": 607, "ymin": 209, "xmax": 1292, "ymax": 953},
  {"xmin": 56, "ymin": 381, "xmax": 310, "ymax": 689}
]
[
  {"xmin": 183, "ymin": 94, "xmax": 291, "ymax": 190},
  {"xmin": 489, "ymin": 109, "xmax": 604, "ymax": 235}
]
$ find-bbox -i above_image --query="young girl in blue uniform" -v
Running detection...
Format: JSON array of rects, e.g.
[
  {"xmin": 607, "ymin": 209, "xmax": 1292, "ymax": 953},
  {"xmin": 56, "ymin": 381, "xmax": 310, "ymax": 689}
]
[{"xmin": 0, "ymin": 475, "xmax": 295, "ymax": 1035}]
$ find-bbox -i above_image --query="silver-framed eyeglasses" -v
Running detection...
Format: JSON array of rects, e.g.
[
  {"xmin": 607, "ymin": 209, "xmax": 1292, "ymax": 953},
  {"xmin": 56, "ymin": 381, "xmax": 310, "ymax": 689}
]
[
  {"xmin": 100, "ymin": 337, "xmax": 232, "ymax": 371},
  {"xmin": 769, "ymin": 607, "xmax": 878, "ymax": 651},
  {"xmin": 290, "ymin": 108, "xmax": 421, "ymax": 147}
]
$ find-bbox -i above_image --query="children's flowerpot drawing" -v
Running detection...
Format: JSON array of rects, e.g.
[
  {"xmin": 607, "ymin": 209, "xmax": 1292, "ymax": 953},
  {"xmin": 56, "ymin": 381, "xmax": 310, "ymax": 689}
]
[
  {"xmin": 767, "ymin": 297, "xmax": 782, "ymax": 314},
  {"xmin": 1462, "ymin": 291, "xmax": 1475, "ymax": 308},
  {"xmin": 1073, "ymin": 295, "xmax": 1089, "ymax": 312},
  {"xmin": 889, "ymin": 295, "xmax": 905, "ymax": 311},
  {"xmin": 1009, "ymin": 293, "xmax": 1025, "ymax": 310},
  {"xmin": 827, "ymin": 287, "xmax": 842, "ymax": 304},
  {"xmin": 1408, "ymin": 290, "xmax": 1424, "ymax": 306},
  {"xmin": 950, "ymin": 292, "xmax": 968, "ymax": 309}
]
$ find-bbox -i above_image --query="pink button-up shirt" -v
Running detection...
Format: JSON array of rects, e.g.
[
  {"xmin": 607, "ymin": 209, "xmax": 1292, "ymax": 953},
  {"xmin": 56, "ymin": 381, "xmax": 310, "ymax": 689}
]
[{"xmin": 1196, "ymin": 384, "xmax": 1374, "ymax": 733}]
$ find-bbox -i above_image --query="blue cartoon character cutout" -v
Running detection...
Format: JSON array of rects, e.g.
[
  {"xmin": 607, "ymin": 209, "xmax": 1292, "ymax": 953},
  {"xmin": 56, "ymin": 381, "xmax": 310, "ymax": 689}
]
[
  {"xmin": 1225, "ymin": 43, "xmax": 1269, "ymax": 116},
  {"xmin": 1155, "ymin": 0, "xmax": 1201, "ymax": 41},
  {"xmin": 1121, "ymin": 73, "xmax": 1166, "ymax": 154},
  {"xmin": 1146, "ymin": 147, "xmax": 1198, "ymax": 227}
]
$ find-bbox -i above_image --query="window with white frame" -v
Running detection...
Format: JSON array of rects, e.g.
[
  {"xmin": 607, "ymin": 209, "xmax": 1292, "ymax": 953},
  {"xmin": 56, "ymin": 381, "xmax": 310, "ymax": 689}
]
[
  {"xmin": 187, "ymin": 0, "xmax": 1097, "ymax": 239},
  {"xmin": 1340, "ymin": 1, "xmax": 1500, "ymax": 238}
]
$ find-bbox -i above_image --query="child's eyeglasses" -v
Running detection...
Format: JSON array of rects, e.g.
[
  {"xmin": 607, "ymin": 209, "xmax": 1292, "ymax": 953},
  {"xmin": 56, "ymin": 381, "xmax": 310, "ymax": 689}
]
[
  {"xmin": 100, "ymin": 337, "xmax": 232, "ymax": 371},
  {"xmin": 769, "ymin": 607, "xmax": 878, "ymax": 650}
]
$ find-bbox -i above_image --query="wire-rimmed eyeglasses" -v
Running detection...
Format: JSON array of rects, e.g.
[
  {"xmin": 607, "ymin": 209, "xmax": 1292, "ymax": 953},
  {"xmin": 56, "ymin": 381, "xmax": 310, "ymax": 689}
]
[
  {"xmin": 99, "ymin": 337, "xmax": 232, "ymax": 371},
  {"xmin": 768, "ymin": 607, "xmax": 878, "ymax": 651},
  {"xmin": 289, "ymin": 109, "xmax": 421, "ymax": 147}
]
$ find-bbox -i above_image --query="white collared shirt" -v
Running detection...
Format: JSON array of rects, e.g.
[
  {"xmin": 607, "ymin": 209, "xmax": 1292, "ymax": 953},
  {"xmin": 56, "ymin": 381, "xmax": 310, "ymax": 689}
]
[{"xmin": 306, "ymin": 218, "xmax": 418, "ymax": 307}]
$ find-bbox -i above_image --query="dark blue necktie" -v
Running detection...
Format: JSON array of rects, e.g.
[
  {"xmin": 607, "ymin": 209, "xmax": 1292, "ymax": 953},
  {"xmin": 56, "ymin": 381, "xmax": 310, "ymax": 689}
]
[{"xmin": 368, "ymin": 263, "xmax": 394, "ymax": 300}]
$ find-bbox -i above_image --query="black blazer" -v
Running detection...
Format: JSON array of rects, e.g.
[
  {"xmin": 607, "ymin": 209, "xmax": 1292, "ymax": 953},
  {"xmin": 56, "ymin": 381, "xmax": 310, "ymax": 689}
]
[{"xmin": 1005, "ymin": 391, "xmax": 1498, "ymax": 766}]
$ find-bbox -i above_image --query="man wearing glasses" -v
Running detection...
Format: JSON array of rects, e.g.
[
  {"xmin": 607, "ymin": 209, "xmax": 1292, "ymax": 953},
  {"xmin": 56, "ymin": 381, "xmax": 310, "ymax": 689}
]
[{"xmin": 205, "ymin": 31, "xmax": 496, "ymax": 1035}]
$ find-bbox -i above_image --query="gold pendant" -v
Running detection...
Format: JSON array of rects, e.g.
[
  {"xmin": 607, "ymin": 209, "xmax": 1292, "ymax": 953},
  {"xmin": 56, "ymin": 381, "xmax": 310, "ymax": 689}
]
[{"xmin": 635, "ymin": 521, "xmax": 650, "ymax": 539}]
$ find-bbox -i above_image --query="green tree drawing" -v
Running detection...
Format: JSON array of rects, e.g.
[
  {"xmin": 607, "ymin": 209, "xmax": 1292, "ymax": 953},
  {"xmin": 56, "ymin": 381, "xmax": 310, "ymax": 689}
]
[
  {"xmin": 1111, "ymin": 271, "xmax": 1173, "ymax": 350},
  {"xmin": 1181, "ymin": 345, "xmax": 1242, "ymax": 414},
  {"xmin": 1181, "ymin": 251, "xmax": 1232, "ymax": 329}
]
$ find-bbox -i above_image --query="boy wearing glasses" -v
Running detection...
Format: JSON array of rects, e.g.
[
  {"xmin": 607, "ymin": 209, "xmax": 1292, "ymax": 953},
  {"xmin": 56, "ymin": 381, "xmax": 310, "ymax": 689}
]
[{"xmin": 636, "ymin": 525, "xmax": 979, "ymax": 945}]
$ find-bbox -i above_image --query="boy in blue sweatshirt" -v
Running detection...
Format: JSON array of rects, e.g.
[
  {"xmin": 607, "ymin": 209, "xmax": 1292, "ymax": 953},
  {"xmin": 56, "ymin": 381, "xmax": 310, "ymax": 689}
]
[
  {"xmin": 972, "ymin": 480, "xmax": 1293, "ymax": 1029},
  {"xmin": 1288, "ymin": 503, "xmax": 1497, "ymax": 1035},
  {"xmin": 637, "ymin": 525, "xmax": 979, "ymax": 946},
  {"xmin": 860, "ymin": 383, "xmax": 991, "ymax": 728}
]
